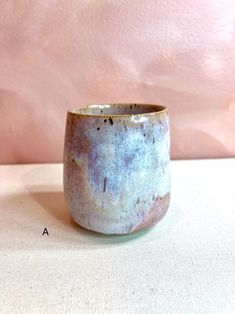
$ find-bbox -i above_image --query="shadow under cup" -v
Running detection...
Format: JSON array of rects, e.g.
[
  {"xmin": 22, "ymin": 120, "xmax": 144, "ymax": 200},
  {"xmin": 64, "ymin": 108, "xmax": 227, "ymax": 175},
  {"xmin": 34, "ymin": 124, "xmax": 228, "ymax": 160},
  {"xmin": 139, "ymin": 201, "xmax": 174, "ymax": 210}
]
[{"xmin": 63, "ymin": 104, "xmax": 170, "ymax": 235}]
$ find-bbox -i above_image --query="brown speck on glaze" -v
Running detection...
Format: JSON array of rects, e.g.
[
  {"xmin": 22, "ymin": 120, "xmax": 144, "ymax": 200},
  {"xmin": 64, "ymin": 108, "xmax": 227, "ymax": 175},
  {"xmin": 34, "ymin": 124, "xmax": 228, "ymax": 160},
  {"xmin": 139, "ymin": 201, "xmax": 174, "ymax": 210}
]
[
  {"xmin": 103, "ymin": 176, "xmax": 107, "ymax": 192},
  {"xmin": 130, "ymin": 105, "xmax": 132, "ymax": 109},
  {"xmin": 109, "ymin": 118, "xmax": 113, "ymax": 125},
  {"xmin": 104, "ymin": 119, "xmax": 107, "ymax": 123},
  {"xmin": 97, "ymin": 127, "xmax": 100, "ymax": 131}
]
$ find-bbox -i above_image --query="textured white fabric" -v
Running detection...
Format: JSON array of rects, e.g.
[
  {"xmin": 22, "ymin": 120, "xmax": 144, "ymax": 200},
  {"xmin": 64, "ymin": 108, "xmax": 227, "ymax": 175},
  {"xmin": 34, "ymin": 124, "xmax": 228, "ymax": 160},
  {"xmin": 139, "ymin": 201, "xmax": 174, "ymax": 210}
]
[{"xmin": 0, "ymin": 160, "xmax": 235, "ymax": 313}]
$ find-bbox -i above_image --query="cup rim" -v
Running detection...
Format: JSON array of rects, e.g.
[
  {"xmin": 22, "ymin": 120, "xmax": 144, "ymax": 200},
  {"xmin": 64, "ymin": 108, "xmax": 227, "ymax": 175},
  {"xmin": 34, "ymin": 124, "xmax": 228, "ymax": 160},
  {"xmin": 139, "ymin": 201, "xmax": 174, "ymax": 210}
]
[{"xmin": 68, "ymin": 103, "xmax": 167, "ymax": 118}]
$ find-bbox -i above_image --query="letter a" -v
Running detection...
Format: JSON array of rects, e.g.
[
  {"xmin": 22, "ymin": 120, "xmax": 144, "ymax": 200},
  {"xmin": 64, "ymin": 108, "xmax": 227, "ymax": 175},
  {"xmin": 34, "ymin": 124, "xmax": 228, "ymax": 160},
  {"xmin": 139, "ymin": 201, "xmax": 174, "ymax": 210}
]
[{"xmin": 42, "ymin": 228, "xmax": 49, "ymax": 236}]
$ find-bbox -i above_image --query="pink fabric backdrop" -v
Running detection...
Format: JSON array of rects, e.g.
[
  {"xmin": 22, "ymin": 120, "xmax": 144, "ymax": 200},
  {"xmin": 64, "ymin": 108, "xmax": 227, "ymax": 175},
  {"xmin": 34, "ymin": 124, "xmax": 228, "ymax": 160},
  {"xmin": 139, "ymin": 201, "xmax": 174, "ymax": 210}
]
[{"xmin": 1, "ymin": 0, "xmax": 235, "ymax": 163}]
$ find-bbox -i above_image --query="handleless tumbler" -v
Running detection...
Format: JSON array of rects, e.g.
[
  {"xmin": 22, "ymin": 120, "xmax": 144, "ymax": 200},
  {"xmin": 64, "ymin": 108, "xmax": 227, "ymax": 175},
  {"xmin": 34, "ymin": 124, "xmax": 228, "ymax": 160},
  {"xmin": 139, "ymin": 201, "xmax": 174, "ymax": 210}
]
[{"xmin": 63, "ymin": 104, "xmax": 170, "ymax": 234}]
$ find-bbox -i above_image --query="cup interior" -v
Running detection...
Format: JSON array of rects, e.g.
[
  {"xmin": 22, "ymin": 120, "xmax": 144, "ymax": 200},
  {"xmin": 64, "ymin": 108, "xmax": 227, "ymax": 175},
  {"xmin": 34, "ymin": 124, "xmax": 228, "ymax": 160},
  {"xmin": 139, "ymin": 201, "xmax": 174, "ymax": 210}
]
[{"xmin": 70, "ymin": 104, "xmax": 166, "ymax": 116}]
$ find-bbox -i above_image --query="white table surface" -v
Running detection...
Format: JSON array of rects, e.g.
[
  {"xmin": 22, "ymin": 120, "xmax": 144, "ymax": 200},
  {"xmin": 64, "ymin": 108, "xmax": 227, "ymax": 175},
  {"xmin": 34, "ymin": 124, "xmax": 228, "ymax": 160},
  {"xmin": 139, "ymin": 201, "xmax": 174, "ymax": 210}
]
[{"xmin": 0, "ymin": 159, "xmax": 234, "ymax": 314}]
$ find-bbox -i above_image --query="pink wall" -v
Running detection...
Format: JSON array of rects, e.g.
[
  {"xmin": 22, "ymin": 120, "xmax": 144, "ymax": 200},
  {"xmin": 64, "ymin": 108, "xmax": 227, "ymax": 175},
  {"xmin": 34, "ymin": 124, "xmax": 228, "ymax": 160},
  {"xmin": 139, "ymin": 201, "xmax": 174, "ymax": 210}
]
[{"xmin": 1, "ymin": 0, "xmax": 235, "ymax": 163}]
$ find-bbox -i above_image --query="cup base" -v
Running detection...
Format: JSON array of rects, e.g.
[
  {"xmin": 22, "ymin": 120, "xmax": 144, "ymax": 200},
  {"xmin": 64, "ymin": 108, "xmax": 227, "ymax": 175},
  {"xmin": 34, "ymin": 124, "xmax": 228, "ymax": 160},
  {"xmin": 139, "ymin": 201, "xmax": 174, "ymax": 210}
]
[{"xmin": 70, "ymin": 193, "xmax": 170, "ymax": 235}]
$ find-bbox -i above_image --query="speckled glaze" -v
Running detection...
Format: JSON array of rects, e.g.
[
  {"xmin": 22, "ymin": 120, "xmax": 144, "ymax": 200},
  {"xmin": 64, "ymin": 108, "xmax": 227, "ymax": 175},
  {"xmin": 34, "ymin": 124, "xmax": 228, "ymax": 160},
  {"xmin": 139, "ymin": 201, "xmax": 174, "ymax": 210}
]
[{"xmin": 63, "ymin": 104, "xmax": 170, "ymax": 234}]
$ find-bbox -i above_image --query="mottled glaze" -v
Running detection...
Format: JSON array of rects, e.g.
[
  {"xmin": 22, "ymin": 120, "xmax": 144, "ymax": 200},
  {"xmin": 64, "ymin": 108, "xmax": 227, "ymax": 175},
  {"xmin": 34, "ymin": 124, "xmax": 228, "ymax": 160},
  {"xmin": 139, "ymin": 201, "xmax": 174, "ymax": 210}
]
[{"xmin": 63, "ymin": 104, "xmax": 170, "ymax": 234}]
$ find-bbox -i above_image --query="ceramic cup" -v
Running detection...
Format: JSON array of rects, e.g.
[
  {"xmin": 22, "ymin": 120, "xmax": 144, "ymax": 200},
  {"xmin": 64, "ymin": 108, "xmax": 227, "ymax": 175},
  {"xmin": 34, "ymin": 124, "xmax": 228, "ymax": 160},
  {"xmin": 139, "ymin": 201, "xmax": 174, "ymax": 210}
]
[{"xmin": 63, "ymin": 104, "xmax": 170, "ymax": 234}]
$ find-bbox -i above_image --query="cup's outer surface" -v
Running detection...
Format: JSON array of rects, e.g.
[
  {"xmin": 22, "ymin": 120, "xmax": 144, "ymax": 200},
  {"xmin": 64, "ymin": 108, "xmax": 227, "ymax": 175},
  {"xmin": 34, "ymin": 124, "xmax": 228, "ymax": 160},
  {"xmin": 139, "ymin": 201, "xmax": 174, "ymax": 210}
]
[{"xmin": 63, "ymin": 105, "xmax": 170, "ymax": 234}]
